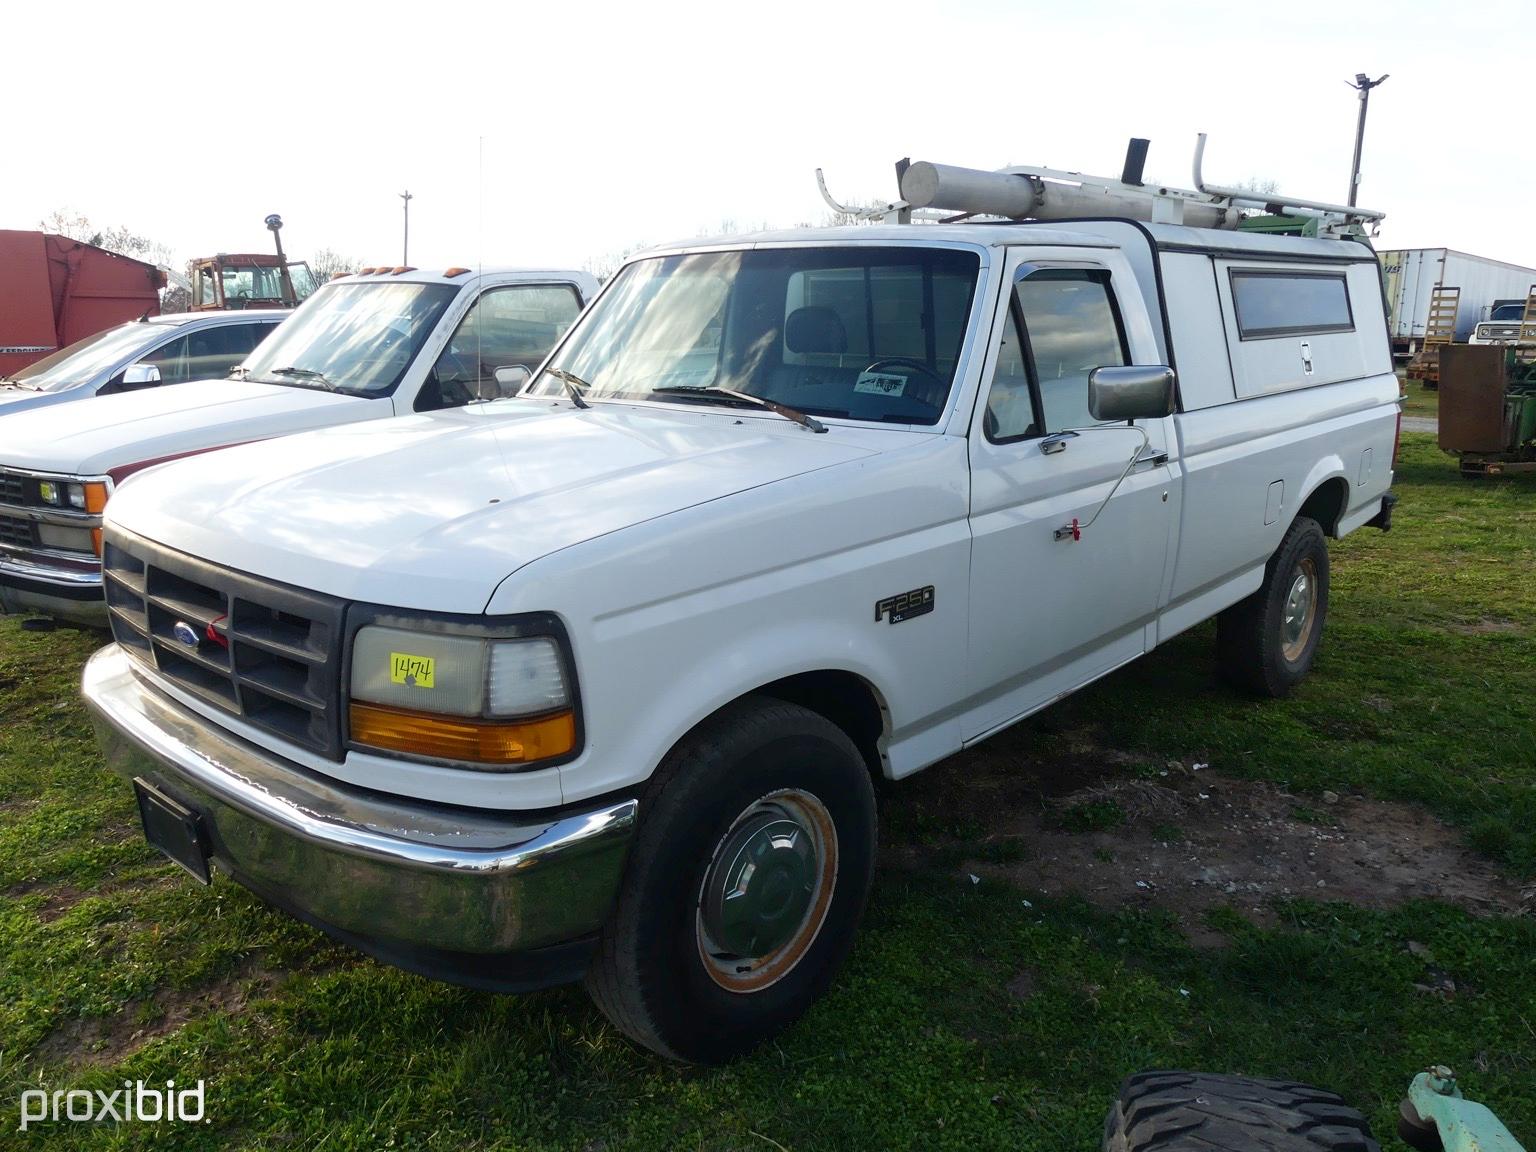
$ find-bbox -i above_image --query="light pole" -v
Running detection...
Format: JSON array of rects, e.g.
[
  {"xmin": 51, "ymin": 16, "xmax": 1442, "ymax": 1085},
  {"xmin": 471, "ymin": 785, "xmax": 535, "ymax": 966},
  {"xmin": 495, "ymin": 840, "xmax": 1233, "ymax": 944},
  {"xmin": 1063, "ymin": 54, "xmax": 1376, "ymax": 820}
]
[
  {"xmin": 399, "ymin": 192, "xmax": 411, "ymax": 267},
  {"xmin": 1347, "ymin": 73, "xmax": 1389, "ymax": 207}
]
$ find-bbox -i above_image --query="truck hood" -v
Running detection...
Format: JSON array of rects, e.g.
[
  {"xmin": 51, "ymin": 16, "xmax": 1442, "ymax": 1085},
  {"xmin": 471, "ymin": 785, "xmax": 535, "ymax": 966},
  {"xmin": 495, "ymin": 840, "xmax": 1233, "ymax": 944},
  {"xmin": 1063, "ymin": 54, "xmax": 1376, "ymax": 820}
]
[
  {"xmin": 106, "ymin": 402, "xmax": 896, "ymax": 613},
  {"xmin": 0, "ymin": 381, "xmax": 367, "ymax": 475},
  {"xmin": 0, "ymin": 385, "xmax": 76, "ymax": 417}
]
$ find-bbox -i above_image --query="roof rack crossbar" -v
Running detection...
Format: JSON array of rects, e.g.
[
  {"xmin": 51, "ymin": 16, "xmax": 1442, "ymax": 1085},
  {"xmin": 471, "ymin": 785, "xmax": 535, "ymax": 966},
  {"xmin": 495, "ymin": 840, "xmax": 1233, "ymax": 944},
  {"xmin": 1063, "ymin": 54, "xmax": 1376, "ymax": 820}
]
[{"xmin": 817, "ymin": 135, "xmax": 1385, "ymax": 238}]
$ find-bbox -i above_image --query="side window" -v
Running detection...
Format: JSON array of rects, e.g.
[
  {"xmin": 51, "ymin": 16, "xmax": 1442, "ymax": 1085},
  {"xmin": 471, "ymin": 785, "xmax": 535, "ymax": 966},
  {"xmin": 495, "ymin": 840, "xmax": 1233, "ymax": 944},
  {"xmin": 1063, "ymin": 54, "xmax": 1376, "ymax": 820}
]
[
  {"xmin": 983, "ymin": 308, "xmax": 1037, "ymax": 440},
  {"xmin": 1229, "ymin": 271, "xmax": 1353, "ymax": 339},
  {"xmin": 421, "ymin": 284, "xmax": 583, "ymax": 411},
  {"xmin": 183, "ymin": 324, "xmax": 263, "ymax": 382},
  {"xmin": 140, "ymin": 334, "xmax": 192, "ymax": 387},
  {"xmin": 1016, "ymin": 270, "xmax": 1127, "ymax": 433}
]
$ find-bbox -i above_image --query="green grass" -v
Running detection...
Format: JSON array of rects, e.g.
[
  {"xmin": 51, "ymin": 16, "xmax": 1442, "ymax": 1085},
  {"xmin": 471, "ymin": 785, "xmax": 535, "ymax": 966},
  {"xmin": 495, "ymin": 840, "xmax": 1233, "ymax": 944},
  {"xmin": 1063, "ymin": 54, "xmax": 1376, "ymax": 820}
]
[
  {"xmin": 1400, "ymin": 383, "xmax": 1440, "ymax": 419},
  {"xmin": 1, "ymin": 433, "xmax": 1533, "ymax": 1150}
]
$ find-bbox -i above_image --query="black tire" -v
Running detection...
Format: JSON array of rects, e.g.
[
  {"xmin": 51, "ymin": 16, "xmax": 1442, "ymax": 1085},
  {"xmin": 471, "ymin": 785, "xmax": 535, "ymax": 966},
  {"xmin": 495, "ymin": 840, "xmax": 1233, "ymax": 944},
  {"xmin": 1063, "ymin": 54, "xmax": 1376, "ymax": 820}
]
[
  {"xmin": 1217, "ymin": 515, "xmax": 1329, "ymax": 698},
  {"xmin": 1102, "ymin": 1071, "xmax": 1381, "ymax": 1152},
  {"xmin": 584, "ymin": 695, "xmax": 877, "ymax": 1063}
]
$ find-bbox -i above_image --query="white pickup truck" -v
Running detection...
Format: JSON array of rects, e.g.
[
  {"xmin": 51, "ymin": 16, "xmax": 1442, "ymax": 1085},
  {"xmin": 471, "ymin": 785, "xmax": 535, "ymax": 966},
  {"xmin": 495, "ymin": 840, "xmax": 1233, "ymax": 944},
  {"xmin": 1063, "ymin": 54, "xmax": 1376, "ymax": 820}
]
[
  {"xmin": 82, "ymin": 169, "xmax": 1398, "ymax": 1063},
  {"xmin": 0, "ymin": 267, "xmax": 596, "ymax": 623}
]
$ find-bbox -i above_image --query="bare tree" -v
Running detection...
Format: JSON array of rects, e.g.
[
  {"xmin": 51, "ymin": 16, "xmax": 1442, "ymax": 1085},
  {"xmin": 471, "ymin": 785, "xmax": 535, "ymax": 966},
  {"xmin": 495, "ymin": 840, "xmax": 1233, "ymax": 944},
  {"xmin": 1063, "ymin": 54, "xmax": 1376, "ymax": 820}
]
[
  {"xmin": 310, "ymin": 247, "xmax": 360, "ymax": 284},
  {"xmin": 585, "ymin": 243, "xmax": 646, "ymax": 284},
  {"xmin": 38, "ymin": 210, "xmax": 173, "ymax": 268},
  {"xmin": 1235, "ymin": 177, "xmax": 1281, "ymax": 197}
]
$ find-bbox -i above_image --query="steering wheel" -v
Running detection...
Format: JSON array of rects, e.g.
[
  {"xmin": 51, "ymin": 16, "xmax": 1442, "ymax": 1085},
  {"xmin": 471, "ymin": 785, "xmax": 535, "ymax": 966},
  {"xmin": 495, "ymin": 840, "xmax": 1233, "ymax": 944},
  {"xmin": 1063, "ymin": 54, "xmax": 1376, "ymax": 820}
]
[{"xmin": 860, "ymin": 357, "xmax": 947, "ymax": 409}]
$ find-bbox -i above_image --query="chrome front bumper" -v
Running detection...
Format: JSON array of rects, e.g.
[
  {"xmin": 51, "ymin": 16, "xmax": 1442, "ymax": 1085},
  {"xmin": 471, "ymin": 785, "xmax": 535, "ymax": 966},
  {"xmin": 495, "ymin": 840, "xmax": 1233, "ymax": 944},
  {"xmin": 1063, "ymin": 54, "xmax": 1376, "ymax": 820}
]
[
  {"xmin": 0, "ymin": 547, "xmax": 106, "ymax": 625},
  {"xmin": 82, "ymin": 645, "xmax": 637, "ymax": 987}
]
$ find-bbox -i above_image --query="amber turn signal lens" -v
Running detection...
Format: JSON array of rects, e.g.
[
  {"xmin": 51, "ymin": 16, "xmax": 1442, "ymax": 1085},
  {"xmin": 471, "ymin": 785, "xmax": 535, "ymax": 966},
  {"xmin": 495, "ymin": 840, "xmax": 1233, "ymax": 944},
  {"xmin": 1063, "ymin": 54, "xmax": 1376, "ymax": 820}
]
[
  {"xmin": 83, "ymin": 482, "xmax": 109, "ymax": 515},
  {"xmin": 349, "ymin": 702, "xmax": 575, "ymax": 765},
  {"xmin": 90, "ymin": 528, "xmax": 103, "ymax": 557}
]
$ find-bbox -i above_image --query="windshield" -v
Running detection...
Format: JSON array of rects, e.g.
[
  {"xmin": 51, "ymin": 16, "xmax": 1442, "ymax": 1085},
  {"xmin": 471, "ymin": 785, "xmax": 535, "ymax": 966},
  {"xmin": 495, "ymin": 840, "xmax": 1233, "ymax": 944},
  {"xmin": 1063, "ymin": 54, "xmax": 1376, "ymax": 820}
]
[
  {"xmin": 240, "ymin": 281, "xmax": 458, "ymax": 396},
  {"xmin": 1490, "ymin": 304, "xmax": 1525, "ymax": 322},
  {"xmin": 201, "ymin": 263, "xmax": 317, "ymax": 306},
  {"xmin": 532, "ymin": 247, "xmax": 980, "ymax": 425},
  {"xmin": 8, "ymin": 322, "xmax": 168, "ymax": 392}
]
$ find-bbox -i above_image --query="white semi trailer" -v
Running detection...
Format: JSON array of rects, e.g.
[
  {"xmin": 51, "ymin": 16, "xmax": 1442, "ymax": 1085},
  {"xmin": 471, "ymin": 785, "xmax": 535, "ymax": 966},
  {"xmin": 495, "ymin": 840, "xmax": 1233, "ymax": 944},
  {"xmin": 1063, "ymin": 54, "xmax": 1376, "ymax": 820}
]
[{"xmin": 1379, "ymin": 248, "xmax": 1536, "ymax": 359}]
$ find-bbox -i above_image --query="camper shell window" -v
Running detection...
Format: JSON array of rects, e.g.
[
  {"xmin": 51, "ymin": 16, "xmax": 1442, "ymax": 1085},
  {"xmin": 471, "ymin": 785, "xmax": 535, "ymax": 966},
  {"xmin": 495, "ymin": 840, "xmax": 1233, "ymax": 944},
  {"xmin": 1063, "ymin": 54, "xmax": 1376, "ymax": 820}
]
[{"xmin": 1230, "ymin": 271, "xmax": 1354, "ymax": 340}]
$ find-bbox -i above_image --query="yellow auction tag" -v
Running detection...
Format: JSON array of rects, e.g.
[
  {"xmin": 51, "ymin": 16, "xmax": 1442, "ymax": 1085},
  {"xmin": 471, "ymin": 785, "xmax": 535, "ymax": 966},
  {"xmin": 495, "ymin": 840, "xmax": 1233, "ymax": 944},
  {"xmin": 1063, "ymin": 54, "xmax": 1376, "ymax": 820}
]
[{"xmin": 389, "ymin": 652, "xmax": 435, "ymax": 688}]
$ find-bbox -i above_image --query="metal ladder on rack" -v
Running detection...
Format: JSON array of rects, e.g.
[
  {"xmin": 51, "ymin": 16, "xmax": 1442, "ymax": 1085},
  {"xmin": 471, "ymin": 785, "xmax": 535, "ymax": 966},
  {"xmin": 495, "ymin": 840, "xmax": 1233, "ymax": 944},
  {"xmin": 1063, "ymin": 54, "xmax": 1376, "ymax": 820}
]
[
  {"xmin": 1410, "ymin": 285, "xmax": 1461, "ymax": 386},
  {"xmin": 1517, "ymin": 284, "xmax": 1536, "ymax": 364}
]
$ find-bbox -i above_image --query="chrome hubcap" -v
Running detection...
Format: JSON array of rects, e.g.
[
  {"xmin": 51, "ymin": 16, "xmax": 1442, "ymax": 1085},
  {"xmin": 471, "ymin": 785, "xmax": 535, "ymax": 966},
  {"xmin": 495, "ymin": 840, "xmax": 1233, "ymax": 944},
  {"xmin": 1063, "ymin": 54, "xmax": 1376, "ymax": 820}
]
[
  {"xmin": 697, "ymin": 789, "xmax": 837, "ymax": 993},
  {"xmin": 1281, "ymin": 559, "xmax": 1317, "ymax": 661}
]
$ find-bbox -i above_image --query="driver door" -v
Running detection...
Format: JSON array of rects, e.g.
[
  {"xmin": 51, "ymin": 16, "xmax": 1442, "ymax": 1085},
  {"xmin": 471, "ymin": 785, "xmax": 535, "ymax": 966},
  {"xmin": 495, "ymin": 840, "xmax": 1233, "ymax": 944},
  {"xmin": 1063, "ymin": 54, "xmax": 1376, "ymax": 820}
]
[{"xmin": 963, "ymin": 253, "xmax": 1174, "ymax": 740}]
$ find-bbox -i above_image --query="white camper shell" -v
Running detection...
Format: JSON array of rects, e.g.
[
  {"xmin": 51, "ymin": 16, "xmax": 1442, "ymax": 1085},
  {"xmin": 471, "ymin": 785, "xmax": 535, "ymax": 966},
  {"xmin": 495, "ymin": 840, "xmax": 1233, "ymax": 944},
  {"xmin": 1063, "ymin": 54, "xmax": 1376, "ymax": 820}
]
[{"xmin": 84, "ymin": 149, "xmax": 1399, "ymax": 1065}]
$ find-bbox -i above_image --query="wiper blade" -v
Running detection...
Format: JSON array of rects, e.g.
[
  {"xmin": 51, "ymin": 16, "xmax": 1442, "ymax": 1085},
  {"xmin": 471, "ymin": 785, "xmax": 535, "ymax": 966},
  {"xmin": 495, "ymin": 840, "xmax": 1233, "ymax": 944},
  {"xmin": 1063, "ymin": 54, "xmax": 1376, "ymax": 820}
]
[
  {"xmin": 267, "ymin": 366, "xmax": 336, "ymax": 390},
  {"xmin": 545, "ymin": 368, "xmax": 591, "ymax": 409},
  {"xmin": 651, "ymin": 386, "xmax": 827, "ymax": 433}
]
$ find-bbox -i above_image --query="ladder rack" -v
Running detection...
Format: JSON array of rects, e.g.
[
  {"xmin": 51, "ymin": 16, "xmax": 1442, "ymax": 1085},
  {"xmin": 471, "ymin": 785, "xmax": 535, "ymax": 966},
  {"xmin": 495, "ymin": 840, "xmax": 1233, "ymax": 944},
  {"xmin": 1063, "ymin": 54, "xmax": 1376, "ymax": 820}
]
[{"xmin": 817, "ymin": 135, "xmax": 1386, "ymax": 239}]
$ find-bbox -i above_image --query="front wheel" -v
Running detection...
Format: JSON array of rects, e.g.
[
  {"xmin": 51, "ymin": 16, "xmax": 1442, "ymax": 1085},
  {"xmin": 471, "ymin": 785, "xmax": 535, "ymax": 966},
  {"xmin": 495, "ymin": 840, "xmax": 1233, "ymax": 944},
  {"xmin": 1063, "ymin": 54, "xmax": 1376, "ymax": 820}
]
[
  {"xmin": 1217, "ymin": 516, "xmax": 1330, "ymax": 698},
  {"xmin": 584, "ymin": 696, "xmax": 877, "ymax": 1063}
]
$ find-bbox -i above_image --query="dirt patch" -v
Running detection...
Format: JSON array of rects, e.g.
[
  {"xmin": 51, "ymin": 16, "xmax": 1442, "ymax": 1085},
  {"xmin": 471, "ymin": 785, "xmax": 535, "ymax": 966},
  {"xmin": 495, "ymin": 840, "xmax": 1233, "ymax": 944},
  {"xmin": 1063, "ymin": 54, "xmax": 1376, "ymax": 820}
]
[
  {"xmin": 1446, "ymin": 617, "xmax": 1525, "ymax": 636},
  {"xmin": 33, "ymin": 959, "xmax": 285, "ymax": 1068},
  {"xmin": 887, "ymin": 752, "xmax": 1524, "ymax": 939},
  {"xmin": 6, "ymin": 874, "xmax": 177, "ymax": 923}
]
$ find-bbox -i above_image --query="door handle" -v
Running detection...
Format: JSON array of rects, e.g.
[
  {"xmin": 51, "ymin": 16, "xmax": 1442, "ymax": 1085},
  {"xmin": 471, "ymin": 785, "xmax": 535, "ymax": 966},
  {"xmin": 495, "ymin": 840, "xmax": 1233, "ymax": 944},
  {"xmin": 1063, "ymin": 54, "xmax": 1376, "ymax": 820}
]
[
  {"xmin": 1133, "ymin": 449, "xmax": 1169, "ymax": 470},
  {"xmin": 1039, "ymin": 431, "xmax": 1079, "ymax": 455}
]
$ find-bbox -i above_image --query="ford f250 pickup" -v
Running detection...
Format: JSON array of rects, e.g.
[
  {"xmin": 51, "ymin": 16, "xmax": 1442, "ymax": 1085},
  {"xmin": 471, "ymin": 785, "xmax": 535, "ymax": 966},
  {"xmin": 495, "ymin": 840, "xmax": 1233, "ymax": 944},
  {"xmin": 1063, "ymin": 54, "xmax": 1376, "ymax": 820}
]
[{"xmin": 82, "ymin": 161, "xmax": 1398, "ymax": 1063}]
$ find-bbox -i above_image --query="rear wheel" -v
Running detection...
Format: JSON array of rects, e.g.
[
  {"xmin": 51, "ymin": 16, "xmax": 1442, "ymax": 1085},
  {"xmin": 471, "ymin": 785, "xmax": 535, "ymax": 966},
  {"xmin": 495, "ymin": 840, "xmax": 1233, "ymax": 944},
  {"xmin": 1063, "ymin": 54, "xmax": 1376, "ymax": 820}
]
[
  {"xmin": 1217, "ymin": 516, "xmax": 1329, "ymax": 698},
  {"xmin": 584, "ymin": 696, "xmax": 877, "ymax": 1063},
  {"xmin": 1102, "ymin": 1071, "xmax": 1381, "ymax": 1151}
]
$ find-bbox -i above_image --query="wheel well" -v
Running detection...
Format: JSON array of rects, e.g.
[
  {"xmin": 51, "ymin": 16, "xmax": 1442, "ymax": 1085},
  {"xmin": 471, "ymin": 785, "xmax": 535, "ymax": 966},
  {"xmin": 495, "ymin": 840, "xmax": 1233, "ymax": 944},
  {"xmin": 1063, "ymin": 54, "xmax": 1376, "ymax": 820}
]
[
  {"xmin": 1298, "ymin": 477, "xmax": 1348, "ymax": 537},
  {"xmin": 757, "ymin": 671, "xmax": 888, "ymax": 777}
]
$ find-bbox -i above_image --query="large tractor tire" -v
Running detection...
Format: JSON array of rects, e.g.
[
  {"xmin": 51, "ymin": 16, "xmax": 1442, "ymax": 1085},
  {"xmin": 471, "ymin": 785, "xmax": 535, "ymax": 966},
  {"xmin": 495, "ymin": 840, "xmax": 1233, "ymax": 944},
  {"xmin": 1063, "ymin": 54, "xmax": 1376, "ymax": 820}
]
[{"xmin": 1102, "ymin": 1071, "xmax": 1381, "ymax": 1152}]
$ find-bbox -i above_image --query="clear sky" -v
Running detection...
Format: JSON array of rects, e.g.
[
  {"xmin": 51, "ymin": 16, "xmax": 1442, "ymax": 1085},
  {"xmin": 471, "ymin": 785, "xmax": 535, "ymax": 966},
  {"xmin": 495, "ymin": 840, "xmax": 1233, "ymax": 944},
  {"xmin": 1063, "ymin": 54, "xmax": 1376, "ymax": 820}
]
[{"xmin": 7, "ymin": 0, "xmax": 1532, "ymax": 273}]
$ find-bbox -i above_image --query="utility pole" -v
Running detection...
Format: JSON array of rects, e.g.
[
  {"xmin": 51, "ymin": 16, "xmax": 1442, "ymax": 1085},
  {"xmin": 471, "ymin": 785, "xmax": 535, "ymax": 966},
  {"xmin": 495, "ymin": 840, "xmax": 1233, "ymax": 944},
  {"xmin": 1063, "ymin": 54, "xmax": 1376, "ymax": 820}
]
[
  {"xmin": 1347, "ymin": 73, "xmax": 1389, "ymax": 207},
  {"xmin": 399, "ymin": 192, "xmax": 411, "ymax": 267}
]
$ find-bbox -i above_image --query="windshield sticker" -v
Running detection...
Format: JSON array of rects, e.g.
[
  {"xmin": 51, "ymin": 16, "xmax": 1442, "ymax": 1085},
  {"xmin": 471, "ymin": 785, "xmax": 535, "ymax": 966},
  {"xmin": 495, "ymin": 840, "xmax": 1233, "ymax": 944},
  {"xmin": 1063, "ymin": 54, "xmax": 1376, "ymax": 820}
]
[
  {"xmin": 390, "ymin": 653, "xmax": 435, "ymax": 688},
  {"xmin": 854, "ymin": 371, "xmax": 907, "ymax": 397}
]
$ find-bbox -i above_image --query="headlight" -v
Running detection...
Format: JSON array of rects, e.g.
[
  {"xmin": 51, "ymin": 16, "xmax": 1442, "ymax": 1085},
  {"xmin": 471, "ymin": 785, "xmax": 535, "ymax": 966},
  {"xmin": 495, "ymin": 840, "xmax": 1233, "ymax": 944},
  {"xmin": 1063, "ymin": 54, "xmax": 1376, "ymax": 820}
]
[
  {"xmin": 348, "ymin": 626, "xmax": 576, "ymax": 768},
  {"xmin": 35, "ymin": 479, "xmax": 108, "ymax": 513}
]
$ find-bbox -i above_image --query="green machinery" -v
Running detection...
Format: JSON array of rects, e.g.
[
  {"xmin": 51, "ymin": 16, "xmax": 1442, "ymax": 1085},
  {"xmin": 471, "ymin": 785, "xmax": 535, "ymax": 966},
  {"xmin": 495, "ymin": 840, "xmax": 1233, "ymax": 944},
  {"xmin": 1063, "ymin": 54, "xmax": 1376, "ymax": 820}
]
[
  {"xmin": 1439, "ymin": 345, "xmax": 1536, "ymax": 477},
  {"xmin": 1101, "ymin": 1065, "xmax": 1526, "ymax": 1151},
  {"xmin": 1398, "ymin": 1067, "xmax": 1526, "ymax": 1152}
]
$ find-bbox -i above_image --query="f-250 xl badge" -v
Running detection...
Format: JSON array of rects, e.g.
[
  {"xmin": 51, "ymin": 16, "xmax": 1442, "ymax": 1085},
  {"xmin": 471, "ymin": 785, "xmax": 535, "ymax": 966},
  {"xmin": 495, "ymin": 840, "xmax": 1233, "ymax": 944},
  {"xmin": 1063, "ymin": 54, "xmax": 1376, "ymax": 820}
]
[{"xmin": 875, "ymin": 586, "xmax": 935, "ymax": 624}]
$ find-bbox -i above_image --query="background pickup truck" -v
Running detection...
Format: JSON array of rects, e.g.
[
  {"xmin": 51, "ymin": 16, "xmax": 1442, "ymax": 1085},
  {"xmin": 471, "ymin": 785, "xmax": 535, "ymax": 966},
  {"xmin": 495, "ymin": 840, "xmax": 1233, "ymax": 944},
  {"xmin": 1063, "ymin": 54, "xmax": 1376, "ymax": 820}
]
[
  {"xmin": 0, "ymin": 267, "xmax": 597, "ymax": 623},
  {"xmin": 82, "ymin": 213, "xmax": 1397, "ymax": 1064}
]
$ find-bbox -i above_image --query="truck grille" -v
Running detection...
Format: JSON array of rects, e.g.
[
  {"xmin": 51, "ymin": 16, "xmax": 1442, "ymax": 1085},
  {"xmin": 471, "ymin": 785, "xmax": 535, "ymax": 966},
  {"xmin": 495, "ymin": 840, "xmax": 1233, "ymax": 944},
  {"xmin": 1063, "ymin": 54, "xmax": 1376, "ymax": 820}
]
[
  {"xmin": 0, "ymin": 513, "xmax": 35, "ymax": 548},
  {"xmin": 102, "ymin": 529, "xmax": 347, "ymax": 758},
  {"xmin": 0, "ymin": 474, "xmax": 24, "ymax": 505}
]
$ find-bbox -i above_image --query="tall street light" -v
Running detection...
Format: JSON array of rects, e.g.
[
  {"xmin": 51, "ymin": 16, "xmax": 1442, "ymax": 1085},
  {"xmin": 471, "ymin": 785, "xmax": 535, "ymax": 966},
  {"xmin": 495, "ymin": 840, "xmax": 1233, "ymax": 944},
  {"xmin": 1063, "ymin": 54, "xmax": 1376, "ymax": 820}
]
[
  {"xmin": 1347, "ymin": 73, "xmax": 1389, "ymax": 207},
  {"xmin": 399, "ymin": 192, "xmax": 411, "ymax": 267}
]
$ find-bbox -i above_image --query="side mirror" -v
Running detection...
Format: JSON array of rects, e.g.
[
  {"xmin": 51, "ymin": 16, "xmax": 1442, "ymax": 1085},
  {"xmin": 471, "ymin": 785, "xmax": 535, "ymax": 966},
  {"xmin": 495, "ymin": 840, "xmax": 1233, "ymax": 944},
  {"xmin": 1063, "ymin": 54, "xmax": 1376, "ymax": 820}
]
[
  {"xmin": 493, "ymin": 364, "xmax": 531, "ymax": 397},
  {"xmin": 1087, "ymin": 365, "xmax": 1176, "ymax": 422},
  {"xmin": 120, "ymin": 363, "xmax": 162, "ymax": 390}
]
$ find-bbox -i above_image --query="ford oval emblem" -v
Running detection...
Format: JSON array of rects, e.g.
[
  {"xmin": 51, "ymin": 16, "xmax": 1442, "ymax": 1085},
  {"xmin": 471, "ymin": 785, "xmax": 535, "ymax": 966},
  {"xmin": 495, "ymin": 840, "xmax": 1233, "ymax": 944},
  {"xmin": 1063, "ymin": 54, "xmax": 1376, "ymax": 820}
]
[{"xmin": 172, "ymin": 621, "xmax": 201, "ymax": 648}]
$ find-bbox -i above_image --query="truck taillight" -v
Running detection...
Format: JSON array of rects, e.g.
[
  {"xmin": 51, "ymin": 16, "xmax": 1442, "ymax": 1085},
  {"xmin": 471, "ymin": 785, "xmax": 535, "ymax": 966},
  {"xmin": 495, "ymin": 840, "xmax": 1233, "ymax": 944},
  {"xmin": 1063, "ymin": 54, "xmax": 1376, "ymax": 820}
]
[{"xmin": 1392, "ymin": 408, "xmax": 1402, "ymax": 469}]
